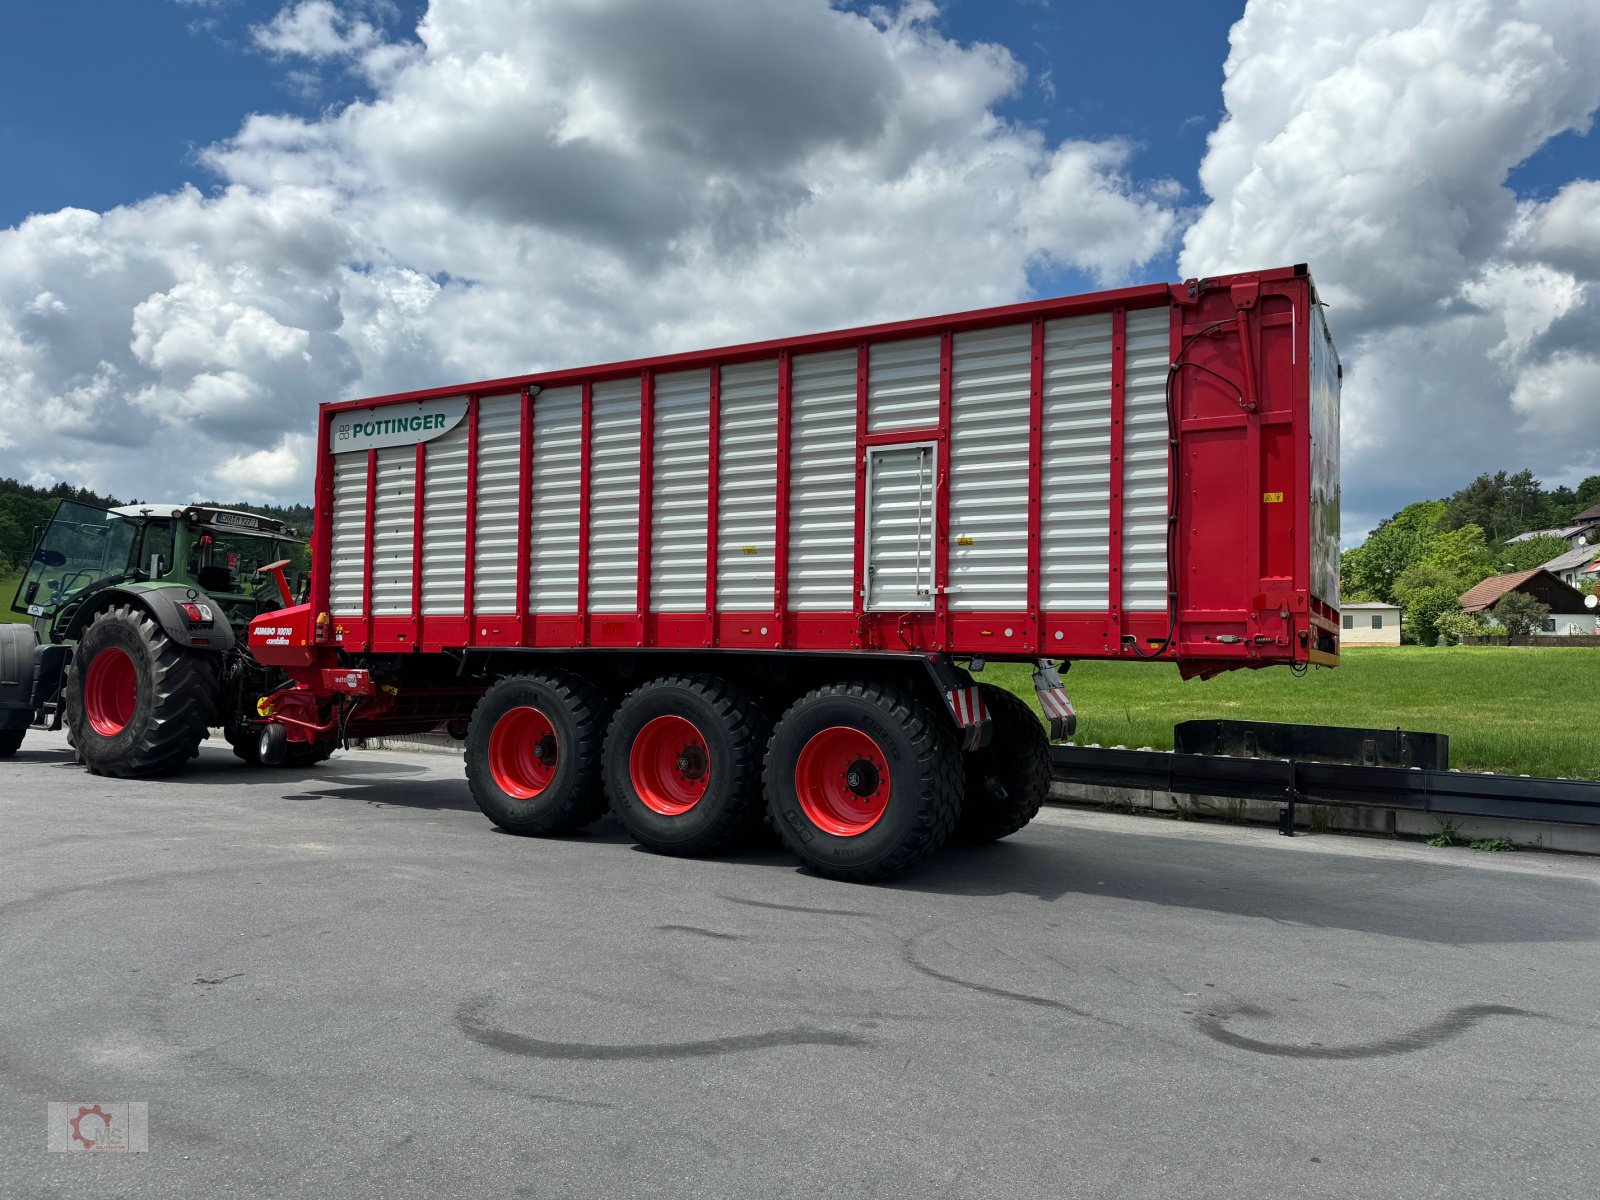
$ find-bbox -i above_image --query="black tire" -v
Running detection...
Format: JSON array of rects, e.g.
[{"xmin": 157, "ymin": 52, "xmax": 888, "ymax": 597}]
[
  {"xmin": 954, "ymin": 684, "xmax": 1052, "ymax": 843},
  {"xmin": 227, "ymin": 731, "xmax": 337, "ymax": 768},
  {"xmin": 0, "ymin": 726, "xmax": 24, "ymax": 758},
  {"xmin": 604, "ymin": 675, "xmax": 772, "ymax": 857},
  {"xmin": 64, "ymin": 605, "xmax": 218, "ymax": 778},
  {"xmin": 465, "ymin": 670, "xmax": 610, "ymax": 835},
  {"xmin": 765, "ymin": 681, "xmax": 962, "ymax": 882}
]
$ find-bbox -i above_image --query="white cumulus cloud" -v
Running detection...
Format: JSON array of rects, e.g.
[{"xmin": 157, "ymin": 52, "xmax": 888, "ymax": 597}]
[
  {"xmin": 1, "ymin": 0, "xmax": 1181, "ymax": 504},
  {"xmin": 1182, "ymin": 0, "xmax": 1600, "ymax": 538}
]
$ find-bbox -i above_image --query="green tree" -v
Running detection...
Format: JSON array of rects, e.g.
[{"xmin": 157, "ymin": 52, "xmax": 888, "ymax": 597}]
[
  {"xmin": 1498, "ymin": 534, "xmax": 1574, "ymax": 572},
  {"xmin": 1443, "ymin": 469, "xmax": 1546, "ymax": 541},
  {"xmin": 1341, "ymin": 500, "xmax": 1447, "ymax": 604},
  {"xmin": 1392, "ymin": 562, "xmax": 1465, "ymax": 607},
  {"xmin": 1489, "ymin": 591, "xmax": 1551, "ymax": 637},
  {"xmin": 1574, "ymin": 474, "xmax": 1600, "ymax": 512},
  {"xmin": 1434, "ymin": 610, "xmax": 1488, "ymax": 645},
  {"xmin": 1402, "ymin": 587, "xmax": 1462, "ymax": 646},
  {"xmin": 1419, "ymin": 523, "xmax": 1495, "ymax": 583}
]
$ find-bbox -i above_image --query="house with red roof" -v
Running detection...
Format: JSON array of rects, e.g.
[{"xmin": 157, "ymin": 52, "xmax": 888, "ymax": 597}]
[{"xmin": 1460, "ymin": 569, "xmax": 1597, "ymax": 636}]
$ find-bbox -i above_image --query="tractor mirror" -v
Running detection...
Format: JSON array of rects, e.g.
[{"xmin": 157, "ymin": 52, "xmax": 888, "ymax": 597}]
[{"xmin": 34, "ymin": 548, "xmax": 66, "ymax": 568}]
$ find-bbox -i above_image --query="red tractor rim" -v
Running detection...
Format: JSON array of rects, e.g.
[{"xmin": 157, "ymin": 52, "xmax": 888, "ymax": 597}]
[
  {"xmin": 488, "ymin": 706, "xmax": 559, "ymax": 799},
  {"xmin": 83, "ymin": 646, "xmax": 138, "ymax": 737},
  {"xmin": 630, "ymin": 714, "xmax": 711, "ymax": 816},
  {"xmin": 794, "ymin": 726, "xmax": 892, "ymax": 837}
]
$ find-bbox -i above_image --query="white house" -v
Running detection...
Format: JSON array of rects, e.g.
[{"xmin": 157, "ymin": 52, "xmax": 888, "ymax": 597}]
[
  {"xmin": 1540, "ymin": 544, "xmax": 1600, "ymax": 589},
  {"xmin": 1340, "ymin": 602, "xmax": 1402, "ymax": 646}
]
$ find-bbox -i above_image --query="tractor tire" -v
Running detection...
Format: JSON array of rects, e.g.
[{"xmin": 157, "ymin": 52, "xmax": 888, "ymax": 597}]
[
  {"xmin": 64, "ymin": 605, "xmax": 218, "ymax": 778},
  {"xmin": 0, "ymin": 727, "xmax": 24, "ymax": 758},
  {"xmin": 465, "ymin": 670, "xmax": 610, "ymax": 835},
  {"xmin": 227, "ymin": 731, "xmax": 337, "ymax": 769},
  {"xmin": 765, "ymin": 681, "xmax": 962, "ymax": 883},
  {"xmin": 953, "ymin": 684, "xmax": 1052, "ymax": 844},
  {"xmin": 604, "ymin": 675, "xmax": 772, "ymax": 858}
]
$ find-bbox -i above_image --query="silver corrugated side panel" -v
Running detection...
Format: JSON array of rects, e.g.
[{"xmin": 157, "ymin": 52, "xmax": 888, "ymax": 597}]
[
  {"xmin": 420, "ymin": 420, "xmax": 469, "ymax": 615},
  {"xmin": 650, "ymin": 369, "xmax": 710, "ymax": 613},
  {"xmin": 588, "ymin": 378, "xmax": 641, "ymax": 613},
  {"xmin": 527, "ymin": 385, "xmax": 582, "ymax": 614},
  {"xmin": 949, "ymin": 323, "xmax": 1030, "ymax": 612},
  {"xmin": 867, "ymin": 336, "xmax": 940, "ymax": 433},
  {"xmin": 716, "ymin": 359, "xmax": 778, "ymax": 612},
  {"xmin": 1040, "ymin": 313, "xmax": 1112, "ymax": 610},
  {"xmin": 472, "ymin": 394, "xmax": 522, "ymax": 613},
  {"xmin": 1121, "ymin": 307, "xmax": 1170, "ymax": 611},
  {"xmin": 370, "ymin": 446, "xmax": 417, "ymax": 616},
  {"xmin": 788, "ymin": 349, "xmax": 857, "ymax": 611},
  {"xmin": 866, "ymin": 443, "xmax": 935, "ymax": 610},
  {"xmin": 328, "ymin": 452, "xmax": 369, "ymax": 613}
]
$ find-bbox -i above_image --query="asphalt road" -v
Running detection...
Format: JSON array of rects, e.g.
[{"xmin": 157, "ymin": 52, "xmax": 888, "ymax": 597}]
[{"xmin": 3, "ymin": 726, "xmax": 1598, "ymax": 1199}]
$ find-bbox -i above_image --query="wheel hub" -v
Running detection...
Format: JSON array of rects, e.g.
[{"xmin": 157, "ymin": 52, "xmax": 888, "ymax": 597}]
[
  {"xmin": 844, "ymin": 759, "xmax": 880, "ymax": 796},
  {"xmin": 532, "ymin": 734, "xmax": 557, "ymax": 768},
  {"xmin": 675, "ymin": 744, "xmax": 707, "ymax": 781}
]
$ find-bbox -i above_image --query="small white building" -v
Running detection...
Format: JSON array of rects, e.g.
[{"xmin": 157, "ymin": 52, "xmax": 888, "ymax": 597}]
[{"xmin": 1340, "ymin": 602, "xmax": 1402, "ymax": 646}]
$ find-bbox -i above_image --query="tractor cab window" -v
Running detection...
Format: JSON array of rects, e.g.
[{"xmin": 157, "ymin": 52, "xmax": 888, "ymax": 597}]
[
  {"xmin": 190, "ymin": 530, "xmax": 278, "ymax": 596},
  {"xmin": 137, "ymin": 522, "xmax": 175, "ymax": 580},
  {"xmin": 9, "ymin": 501, "xmax": 137, "ymax": 617}
]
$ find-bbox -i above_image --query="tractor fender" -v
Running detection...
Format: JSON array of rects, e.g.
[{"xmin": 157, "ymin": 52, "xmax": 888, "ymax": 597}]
[
  {"xmin": 67, "ymin": 586, "xmax": 237, "ymax": 654},
  {"xmin": 0, "ymin": 623, "xmax": 39, "ymax": 729}
]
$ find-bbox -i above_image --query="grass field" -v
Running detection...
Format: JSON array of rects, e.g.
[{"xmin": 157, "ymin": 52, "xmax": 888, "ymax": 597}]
[
  {"xmin": 987, "ymin": 646, "xmax": 1598, "ymax": 780},
  {"xmin": 0, "ymin": 570, "xmax": 25, "ymax": 623}
]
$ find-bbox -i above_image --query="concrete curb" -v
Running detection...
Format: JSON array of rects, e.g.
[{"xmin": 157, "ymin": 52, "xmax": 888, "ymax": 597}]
[{"xmin": 1049, "ymin": 779, "xmax": 1600, "ymax": 855}]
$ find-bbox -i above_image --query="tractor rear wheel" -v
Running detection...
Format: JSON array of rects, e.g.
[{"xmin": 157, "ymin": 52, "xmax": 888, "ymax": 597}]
[
  {"xmin": 64, "ymin": 605, "xmax": 218, "ymax": 778},
  {"xmin": 765, "ymin": 681, "xmax": 962, "ymax": 882},
  {"xmin": 953, "ymin": 684, "xmax": 1052, "ymax": 843},
  {"xmin": 465, "ymin": 670, "xmax": 610, "ymax": 835},
  {"xmin": 0, "ymin": 727, "xmax": 24, "ymax": 758},
  {"xmin": 604, "ymin": 675, "xmax": 771, "ymax": 857}
]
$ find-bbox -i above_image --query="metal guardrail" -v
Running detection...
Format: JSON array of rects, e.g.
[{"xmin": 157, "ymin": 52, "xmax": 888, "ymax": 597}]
[{"xmin": 1050, "ymin": 745, "xmax": 1600, "ymax": 833}]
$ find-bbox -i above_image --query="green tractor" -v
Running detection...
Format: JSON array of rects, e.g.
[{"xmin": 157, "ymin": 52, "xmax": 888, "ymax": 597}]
[{"xmin": 0, "ymin": 500, "xmax": 330, "ymax": 774}]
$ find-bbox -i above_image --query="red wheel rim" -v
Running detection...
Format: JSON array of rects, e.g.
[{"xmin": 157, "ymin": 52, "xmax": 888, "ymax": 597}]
[
  {"xmin": 794, "ymin": 726, "xmax": 892, "ymax": 837},
  {"xmin": 629, "ymin": 714, "xmax": 711, "ymax": 816},
  {"xmin": 83, "ymin": 646, "xmax": 138, "ymax": 737},
  {"xmin": 488, "ymin": 706, "xmax": 559, "ymax": 799}
]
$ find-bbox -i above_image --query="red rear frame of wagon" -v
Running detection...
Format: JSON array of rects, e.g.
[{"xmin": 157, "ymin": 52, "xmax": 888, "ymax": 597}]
[{"xmin": 309, "ymin": 264, "xmax": 1338, "ymax": 674}]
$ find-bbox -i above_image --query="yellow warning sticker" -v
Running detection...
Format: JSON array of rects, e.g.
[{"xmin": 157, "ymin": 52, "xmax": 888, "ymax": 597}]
[
  {"xmin": 956, "ymin": 535, "xmax": 974, "ymax": 546},
  {"xmin": 1262, "ymin": 492, "xmax": 1284, "ymax": 504},
  {"xmin": 742, "ymin": 545, "xmax": 758, "ymax": 556}
]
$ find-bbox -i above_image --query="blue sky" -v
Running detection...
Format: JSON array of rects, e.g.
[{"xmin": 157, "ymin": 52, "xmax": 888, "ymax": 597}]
[
  {"xmin": 0, "ymin": 1, "xmax": 420, "ymax": 225},
  {"xmin": 0, "ymin": 0, "xmax": 1597, "ymax": 538}
]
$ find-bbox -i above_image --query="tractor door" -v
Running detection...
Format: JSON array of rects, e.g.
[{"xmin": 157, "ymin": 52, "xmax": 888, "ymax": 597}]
[{"xmin": 10, "ymin": 501, "xmax": 137, "ymax": 626}]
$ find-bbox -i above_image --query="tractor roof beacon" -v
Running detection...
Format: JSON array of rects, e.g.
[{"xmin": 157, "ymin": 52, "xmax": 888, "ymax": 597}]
[{"xmin": 0, "ymin": 499, "xmax": 333, "ymax": 772}]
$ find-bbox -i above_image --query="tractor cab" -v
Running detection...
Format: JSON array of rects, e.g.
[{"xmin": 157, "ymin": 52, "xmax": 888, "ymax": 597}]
[{"xmin": 12, "ymin": 501, "xmax": 307, "ymax": 643}]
